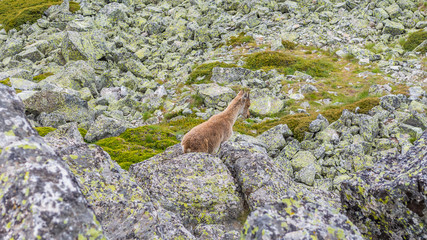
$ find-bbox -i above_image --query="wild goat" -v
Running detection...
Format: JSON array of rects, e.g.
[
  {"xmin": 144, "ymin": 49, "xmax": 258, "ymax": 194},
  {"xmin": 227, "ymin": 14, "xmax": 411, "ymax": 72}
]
[{"xmin": 181, "ymin": 89, "xmax": 251, "ymax": 154}]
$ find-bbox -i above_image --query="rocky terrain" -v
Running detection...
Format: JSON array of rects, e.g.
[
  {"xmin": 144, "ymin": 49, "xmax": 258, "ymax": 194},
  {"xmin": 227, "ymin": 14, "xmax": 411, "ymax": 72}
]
[{"xmin": 0, "ymin": 0, "xmax": 426, "ymax": 239}]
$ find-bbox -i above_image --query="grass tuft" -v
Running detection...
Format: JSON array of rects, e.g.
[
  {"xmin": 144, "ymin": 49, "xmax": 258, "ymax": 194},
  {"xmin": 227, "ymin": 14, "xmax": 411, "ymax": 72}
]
[
  {"xmin": 33, "ymin": 72, "xmax": 54, "ymax": 83},
  {"xmin": 281, "ymin": 40, "xmax": 297, "ymax": 50},
  {"xmin": 35, "ymin": 127, "xmax": 56, "ymax": 137},
  {"xmin": 0, "ymin": 0, "xmax": 81, "ymax": 32},
  {"xmin": 226, "ymin": 32, "xmax": 255, "ymax": 47},
  {"xmin": 243, "ymin": 51, "xmax": 334, "ymax": 77},
  {"xmin": 403, "ymin": 30, "xmax": 427, "ymax": 53}
]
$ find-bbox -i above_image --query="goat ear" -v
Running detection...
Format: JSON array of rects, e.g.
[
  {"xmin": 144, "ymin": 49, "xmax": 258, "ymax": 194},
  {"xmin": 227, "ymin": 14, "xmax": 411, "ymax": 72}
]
[{"xmin": 242, "ymin": 91, "xmax": 249, "ymax": 99}]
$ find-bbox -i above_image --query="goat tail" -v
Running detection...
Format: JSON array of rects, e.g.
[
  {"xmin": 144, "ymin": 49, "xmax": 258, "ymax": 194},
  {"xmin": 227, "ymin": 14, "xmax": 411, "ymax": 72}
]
[{"xmin": 181, "ymin": 142, "xmax": 190, "ymax": 153}]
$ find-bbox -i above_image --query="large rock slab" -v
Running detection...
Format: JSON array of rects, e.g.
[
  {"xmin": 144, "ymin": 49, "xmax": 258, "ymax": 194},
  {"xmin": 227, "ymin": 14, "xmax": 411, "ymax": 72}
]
[
  {"xmin": 45, "ymin": 123, "xmax": 195, "ymax": 240},
  {"xmin": 0, "ymin": 85, "xmax": 105, "ymax": 239},
  {"xmin": 341, "ymin": 130, "xmax": 427, "ymax": 239},
  {"xmin": 61, "ymin": 30, "xmax": 109, "ymax": 62},
  {"xmin": 218, "ymin": 140, "xmax": 295, "ymax": 210},
  {"xmin": 130, "ymin": 145, "xmax": 245, "ymax": 227},
  {"xmin": 23, "ymin": 90, "xmax": 94, "ymax": 126},
  {"xmin": 249, "ymin": 95, "xmax": 284, "ymax": 116},
  {"xmin": 84, "ymin": 115, "xmax": 128, "ymax": 142},
  {"xmin": 242, "ymin": 199, "xmax": 363, "ymax": 239},
  {"xmin": 197, "ymin": 83, "xmax": 236, "ymax": 109}
]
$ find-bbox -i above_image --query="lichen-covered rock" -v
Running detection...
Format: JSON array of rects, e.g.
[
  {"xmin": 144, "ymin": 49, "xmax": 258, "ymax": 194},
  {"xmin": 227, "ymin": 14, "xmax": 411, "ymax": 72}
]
[
  {"xmin": 278, "ymin": 139, "xmax": 301, "ymax": 160},
  {"xmin": 211, "ymin": 67, "xmax": 252, "ymax": 85},
  {"xmin": 130, "ymin": 145, "xmax": 244, "ymax": 227},
  {"xmin": 41, "ymin": 60, "xmax": 101, "ymax": 96},
  {"xmin": 341, "ymin": 130, "xmax": 427, "ymax": 239},
  {"xmin": 256, "ymin": 124, "xmax": 292, "ymax": 155},
  {"xmin": 15, "ymin": 47, "xmax": 45, "ymax": 62},
  {"xmin": 61, "ymin": 30, "xmax": 109, "ymax": 62},
  {"xmin": 241, "ymin": 198, "xmax": 363, "ymax": 240},
  {"xmin": 316, "ymin": 127, "xmax": 340, "ymax": 144},
  {"xmin": 249, "ymin": 95, "xmax": 284, "ymax": 116},
  {"xmin": 218, "ymin": 141, "xmax": 295, "ymax": 210},
  {"xmin": 309, "ymin": 114, "xmax": 329, "ymax": 133},
  {"xmin": 44, "ymin": 123, "xmax": 195, "ymax": 239},
  {"xmin": 382, "ymin": 20, "xmax": 405, "ymax": 36},
  {"xmin": 197, "ymin": 83, "xmax": 235, "ymax": 109},
  {"xmin": 291, "ymin": 150, "xmax": 317, "ymax": 172},
  {"xmin": 380, "ymin": 94, "xmax": 406, "ymax": 111},
  {"xmin": 23, "ymin": 90, "xmax": 95, "ymax": 126},
  {"xmin": 0, "ymin": 85, "xmax": 105, "ymax": 239},
  {"xmin": 0, "ymin": 37, "xmax": 24, "ymax": 61},
  {"xmin": 84, "ymin": 115, "xmax": 128, "ymax": 142}
]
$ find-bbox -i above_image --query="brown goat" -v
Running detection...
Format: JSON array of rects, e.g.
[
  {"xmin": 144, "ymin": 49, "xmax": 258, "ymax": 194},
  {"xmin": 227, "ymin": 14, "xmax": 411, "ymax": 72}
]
[{"xmin": 181, "ymin": 90, "xmax": 251, "ymax": 154}]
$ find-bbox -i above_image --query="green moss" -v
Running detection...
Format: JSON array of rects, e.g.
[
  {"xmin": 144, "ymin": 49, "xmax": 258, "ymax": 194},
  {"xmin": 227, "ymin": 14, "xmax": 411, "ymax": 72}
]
[
  {"xmin": 187, "ymin": 62, "xmax": 237, "ymax": 84},
  {"xmin": 226, "ymin": 32, "xmax": 255, "ymax": 47},
  {"xmin": 95, "ymin": 125, "xmax": 180, "ymax": 170},
  {"xmin": 243, "ymin": 51, "xmax": 335, "ymax": 77},
  {"xmin": 281, "ymin": 40, "xmax": 297, "ymax": 50},
  {"xmin": 0, "ymin": 0, "xmax": 81, "ymax": 32},
  {"xmin": 0, "ymin": 78, "xmax": 11, "ymax": 87},
  {"xmin": 35, "ymin": 127, "xmax": 56, "ymax": 137},
  {"xmin": 78, "ymin": 128, "xmax": 87, "ymax": 138},
  {"xmin": 403, "ymin": 30, "xmax": 427, "ymax": 53},
  {"xmin": 69, "ymin": 1, "xmax": 80, "ymax": 13},
  {"xmin": 33, "ymin": 72, "xmax": 54, "ymax": 83}
]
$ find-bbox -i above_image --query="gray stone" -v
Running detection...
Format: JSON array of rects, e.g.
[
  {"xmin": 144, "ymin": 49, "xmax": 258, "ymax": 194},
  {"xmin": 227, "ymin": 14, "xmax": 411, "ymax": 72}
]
[
  {"xmin": 382, "ymin": 20, "xmax": 405, "ymax": 35},
  {"xmin": 257, "ymin": 124, "xmax": 292, "ymax": 154},
  {"xmin": 23, "ymin": 90, "xmax": 94, "ymax": 126},
  {"xmin": 61, "ymin": 30, "xmax": 109, "ymax": 62},
  {"xmin": 130, "ymin": 146, "xmax": 244, "ymax": 227},
  {"xmin": 291, "ymin": 151, "xmax": 316, "ymax": 172},
  {"xmin": 219, "ymin": 141, "xmax": 295, "ymax": 210},
  {"xmin": 278, "ymin": 139, "xmax": 301, "ymax": 160},
  {"xmin": 373, "ymin": 8, "xmax": 389, "ymax": 20},
  {"xmin": 84, "ymin": 115, "xmax": 127, "ymax": 142},
  {"xmin": 300, "ymin": 84, "xmax": 318, "ymax": 94},
  {"xmin": 309, "ymin": 114, "xmax": 329, "ymax": 133},
  {"xmin": 408, "ymin": 86, "xmax": 424, "ymax": 100},
  {"xmin": 211, "ymin": 67, "xmax": 252, "ymax": 85},
  {"xmin": 15, "ymin": 47, "xmax": 45, "ymax": 62},
  {"xmin": 341, "ymin": 130, "xmax": 427, "ymax": 239},
  {"xmin": 249, "ymin": 94, "xmax": 284, "ymax": 116},
  {"xmin": 197, "ymin": 83, "xmax": 235, "ymax": 109}
]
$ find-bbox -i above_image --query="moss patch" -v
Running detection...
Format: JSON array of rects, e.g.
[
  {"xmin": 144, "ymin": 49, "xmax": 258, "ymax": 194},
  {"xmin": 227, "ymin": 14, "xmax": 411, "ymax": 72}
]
[
  {"xmin": 0, "ymin": 0, "xmax": 80, "ymax": 32},
  {"xmin": 95, "ymin": 125, "xmax": 180, "ymax": 170},
  {"xmin": 69, "ymin": 1, "xmax": 80, "ymax": 13},
  {"xmin": 403, "ymin": 30, "xmax": 427, "ymax": 53},
  {"xmin": 243, "ymin": 51, "xmax": 335, "ymax": 77},
  {"xmin": 78, "ymin": 128, "xmax": 87, "ymax": 138},
  {"xmin": 226, "ymin": 32, "xmax": 255, "ymax": 47},
  {"xmin": 35, "ymin": 127, "xmax": 56, "ymax": 137},
  {"xmin": 0, "ymin": 78, "xmax": 12, "ymax": 87},
  {"xmin": 187, "ymin": 62, "xmax": 237, "ymax": 84},
  {"xmin": 33, "ymin": 72, "xmax": 54, "ymax": 83},
  {"xmin": 281, "ymin": 40, "xmax": 297, "ymax": 50}
]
